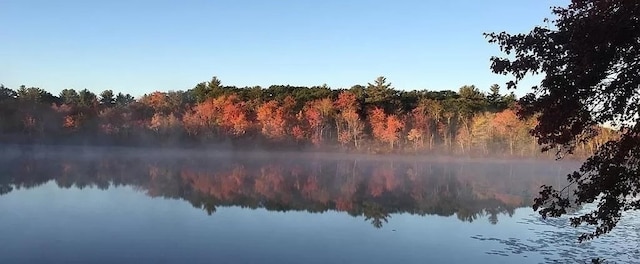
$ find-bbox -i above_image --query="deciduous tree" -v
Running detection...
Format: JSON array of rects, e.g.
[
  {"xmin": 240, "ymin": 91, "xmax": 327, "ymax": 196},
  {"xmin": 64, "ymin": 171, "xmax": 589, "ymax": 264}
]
[{"xmin": 485, "ymin": 0, "xmax": 640, "ymax": 241}]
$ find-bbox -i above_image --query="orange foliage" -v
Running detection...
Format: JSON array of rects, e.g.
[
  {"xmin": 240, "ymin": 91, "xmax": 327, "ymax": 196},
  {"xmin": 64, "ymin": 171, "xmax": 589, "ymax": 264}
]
[
  {"xmin": 383, "ymin": 115, "xmax": 404, "ymax": 148},
  {"xmin": 63, "ymin": 115, "xmax": 77, "ymax": 129},
  {"xmin": 219, "ymin": 95, "xmax": 250, "ymax": 136},
  {"xmin": 256, "ymin": 100, "xmax": 287, "ymax": 140},
  {"xmin": 335, "ymin": 91, "xmax": 358, "ymax": 110},
  {"xmin": 335, "ymin": 92, "xmax": 364, "ymax": 148},
  {"xmin": 492, "ymin": 109, "xmax": 520, "ymax": 135},
  {"xmin": 303, "ymin": 98, "xmax": 334, "ymax": 146},
  {"xmin": 182, "ymin": 96, "xmax": 244, "ymax": 137},
  {"xmin": 369, "ymin": 107, "xmax": 404, "ymax": 149},
  {"xmin": 304, "ymin": 105, "xmax": 323, "ymax": 145},
  {"xmin": 140, "ymin": 91, "xmax": 169, "ymax": 113},
  {"xmin": 369, "ymin": 107, "xmax": 386, "ymax": 141},
  {"xmin": 492, "ymin": 109, "xmax": 523, "ymax": 155}
]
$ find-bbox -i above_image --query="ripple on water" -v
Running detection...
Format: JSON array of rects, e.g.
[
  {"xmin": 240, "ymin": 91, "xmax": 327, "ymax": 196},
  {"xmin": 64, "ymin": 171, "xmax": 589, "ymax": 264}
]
[{"xmin": 471, "ymin": 207, "xmax": 640, "ymax": 264}]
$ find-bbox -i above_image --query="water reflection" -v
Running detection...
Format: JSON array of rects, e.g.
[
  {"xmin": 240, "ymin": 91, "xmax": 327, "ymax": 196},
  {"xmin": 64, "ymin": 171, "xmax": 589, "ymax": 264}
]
[{"xmin": 0, "ymin": 151, "xmax": 574, "ymax": 229}]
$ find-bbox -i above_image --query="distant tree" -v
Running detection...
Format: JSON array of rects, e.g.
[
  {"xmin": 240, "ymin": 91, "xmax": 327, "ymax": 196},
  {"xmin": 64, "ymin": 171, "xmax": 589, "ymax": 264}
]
[
  {"xmin": 365, "ymin": 76, "xmax": 397, "ymax": 113},
  {"xmin": 487, "ymin": 84, "xmax": 501, "ymax": 102},
  {"xmin": 457, "ymin": 85, "xmax": 487, "ymax": 120},
  {"xmin": 335, "ymin": 91, "xmax": 364, "ymax": 149},
  {"xmin": 369, "ymin": 107, "xmax": 404, "ymax": 149},
  {"xmin": 140, "ymin": 91, "xmax": 169, "ymax": 113},
  {"xmin": 192, "ymin": 76, "xmax": 223, "ymax": 103},
  {"xmin": 17, "ymin": 86, "xmax": 57, "ymax": 104},
  {"xmin": 218, "ymin": 95, "xmax": 251, "ymax": 136},
  {"xmin": 166, "ymin": 90, "xmax": 192, "ymax": 113},
  {"xmin": 383, "ymin": 114, "xmax": 404, "ymax": 149},
  {"xmin": 485, "ymin": 0, "xmax": 640, "ymax": 241},
  {"xmin": 149, "ymin": 113, "xmax": 181, "ymax": 135},
  {"xmin": 469, "ymin": 112, "xmax": 494, "ymax": 154},
  {"xmin": 487, "ymin": 84, "xmax": 507, "ymax": 111},
  {"xmin": 256, "ymin": 100, "xmax": 288, "ymax": 141},
  {"xmin": 59, "ymin": 89, "xmax": 80, "ymax": 105},
  {"xmin": 99, "ymin": 90, "xmax": 115, "ymax": 106},
  {"xmin": 183, "ymin": 98, "xmax": 221, "ymax": 138},
  {"xmin": 78, "ymin": 89, "xmax": 97, "ymax": 107},
  {"xmin": 115, "ymin": 93, "xmax": 135, "ymax": 107},
  {"xmin": 492, "ymin": 109, "xmax": 523, "ymax": 155},
  {"xmin": 458, "ymin": 85, "xmax": 484, "ymax": 101},
  {"xmin": 0, "ymin": 85, "xmax": 17, "ymax": 101},
  {"xmin": 409, "ymin": 103, "xmax": 432, "ymax": 150},
  {"xmin": 303, "ymin": 98, "xmax": 335, "ymax": 146}
]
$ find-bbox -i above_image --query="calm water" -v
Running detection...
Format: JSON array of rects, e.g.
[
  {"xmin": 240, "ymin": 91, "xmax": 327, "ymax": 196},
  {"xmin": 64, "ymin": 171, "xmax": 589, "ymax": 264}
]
[{"xmin": 1, "ymin": 149, "xmax": 638, "ymax": 264}]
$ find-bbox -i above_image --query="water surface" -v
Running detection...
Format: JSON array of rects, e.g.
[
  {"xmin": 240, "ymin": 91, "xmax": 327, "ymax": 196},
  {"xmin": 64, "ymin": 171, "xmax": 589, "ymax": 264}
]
[{"xmin": 1, "ymin": 149, "xmax": 638, "ymax": 263}]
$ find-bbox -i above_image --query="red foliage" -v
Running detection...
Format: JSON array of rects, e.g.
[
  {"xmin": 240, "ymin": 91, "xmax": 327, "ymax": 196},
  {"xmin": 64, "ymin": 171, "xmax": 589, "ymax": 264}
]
[
  {"xmin": 369, "ymin": 107, "xmax": 386, "ymax": 141},
  {"xmin": 368, "ymin": 107, "xmax": 404, "ymax": 148},
  {"xmin": 256, "ymin": 100, "xmax": 287, "ymax": 140},
  {"xmin": 335, "ymin": 91, "xmax": 358, "ymax": 111}
]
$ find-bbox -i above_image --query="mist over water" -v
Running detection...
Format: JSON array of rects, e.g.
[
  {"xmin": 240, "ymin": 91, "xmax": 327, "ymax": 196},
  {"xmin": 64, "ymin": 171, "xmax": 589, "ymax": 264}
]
[{"xmin": 1, "ymin": 147, "xmax": 636, "ymax": 264}]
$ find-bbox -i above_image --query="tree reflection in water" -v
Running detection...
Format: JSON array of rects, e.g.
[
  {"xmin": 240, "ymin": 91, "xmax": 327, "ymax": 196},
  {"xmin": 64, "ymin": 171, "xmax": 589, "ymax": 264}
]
[{"xmin": 0, "ymin": 152, "xmax": 575, "ymax": 228}]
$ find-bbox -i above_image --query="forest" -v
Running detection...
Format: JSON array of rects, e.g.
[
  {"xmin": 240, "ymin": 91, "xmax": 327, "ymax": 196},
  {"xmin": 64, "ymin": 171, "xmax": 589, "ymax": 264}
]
[{"xmin": 0, "ymin": 76, "xmax": 617, "ymax": 158}]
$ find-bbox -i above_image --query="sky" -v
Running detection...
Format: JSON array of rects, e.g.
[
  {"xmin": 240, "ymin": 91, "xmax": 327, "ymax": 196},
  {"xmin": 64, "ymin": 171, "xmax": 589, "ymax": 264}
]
[{"xmin": 1, "ymin": 0, "xmax": 568, "ymax": 98}]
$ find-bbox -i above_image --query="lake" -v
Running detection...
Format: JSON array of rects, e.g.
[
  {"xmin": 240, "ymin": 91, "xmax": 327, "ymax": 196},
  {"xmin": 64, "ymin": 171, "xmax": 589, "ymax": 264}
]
[{"xmin": 1, "ymin": 148, "xmax": 638, "ymax": 264}]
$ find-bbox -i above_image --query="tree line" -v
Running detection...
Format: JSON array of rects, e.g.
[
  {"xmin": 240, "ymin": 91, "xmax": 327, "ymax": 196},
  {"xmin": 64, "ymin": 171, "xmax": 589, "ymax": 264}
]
[{"xmin": 0, "ymin": 76, "xmax": 616, "ymax": 157}]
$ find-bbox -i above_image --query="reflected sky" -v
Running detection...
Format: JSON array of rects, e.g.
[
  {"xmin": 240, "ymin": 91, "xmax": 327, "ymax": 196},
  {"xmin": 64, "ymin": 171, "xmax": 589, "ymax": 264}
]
[
  {"xmin": 0, "ymin": 182, "xmax": 519, "ymax": 264},
  {"xmin": 1, "ymin": 151, "xmax": 636, "ymax": 263}
]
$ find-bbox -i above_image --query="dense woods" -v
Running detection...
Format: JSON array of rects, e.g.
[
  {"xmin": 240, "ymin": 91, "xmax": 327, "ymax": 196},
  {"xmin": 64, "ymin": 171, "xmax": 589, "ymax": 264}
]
[{"xmin": 0, "ymin": 76, "xmax": 617, "ymax": 158}]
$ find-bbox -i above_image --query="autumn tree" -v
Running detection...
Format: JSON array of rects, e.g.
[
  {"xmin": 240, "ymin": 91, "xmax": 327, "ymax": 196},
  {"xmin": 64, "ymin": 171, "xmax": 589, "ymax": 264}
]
[
  {"xmin": 140, "ymin": 91, "xmax": 170, "ymax": 114},
  {"xmin": 492, "ymin": 109, "xmax": 523, "ymax": 155},
  {"xmin": 335, "ymin": 91, "xmax": 364, "ymax": 148},
  {"xmin": 408, "ymin": 102, "xmax": 433, "ymax": 151},
  {"xmin": 486, "ymin": 0, "xmax": 640, "ymax": 241},
  {"xmin": 182, "ymin": 98, "xmax": 221, "ymax": 138},
  {"xmin": 369, "ymin": 107, "xmax": 404, "ymax": 150},
  {"xmin": 97, "ymin": 107, "xmax": 128, "ymax": 135},
  {"xmin": 51, "ymin": 103, "xmax": 77, "ymax": 130},
  {"xmin": 303, "ymin": 98, "xmax": 335, "ymax": 146},
  {"xmin": 218, "ymin": 95, "xmax": 251, "ymax": 136},
  {"xmin": 469, "ymin": 112, "xmax": 494, "ymax": 154},
  {"xmin": 383, "ymin": 114, "xmax": 404, "ymax": 149},
  {"xmin": 256, "ymin": 100, "xmax": 288, "ymax": 141},
  {"xmin": 149, "ymin": 113, "xmax": 181, "ymax": 136}
]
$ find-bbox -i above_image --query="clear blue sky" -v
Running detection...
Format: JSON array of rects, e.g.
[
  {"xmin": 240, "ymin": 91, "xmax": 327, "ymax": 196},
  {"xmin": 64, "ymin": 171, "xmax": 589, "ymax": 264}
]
[{"xmin": 1, "ymin": 0, "xmax": 567, "ymax": 98}]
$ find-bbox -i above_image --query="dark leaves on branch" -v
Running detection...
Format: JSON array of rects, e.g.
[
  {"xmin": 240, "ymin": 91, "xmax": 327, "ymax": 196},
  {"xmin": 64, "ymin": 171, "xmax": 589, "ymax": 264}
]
[{"xmin": 487, "ymin": 0, "xmax": 640, "ymax": 241}]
